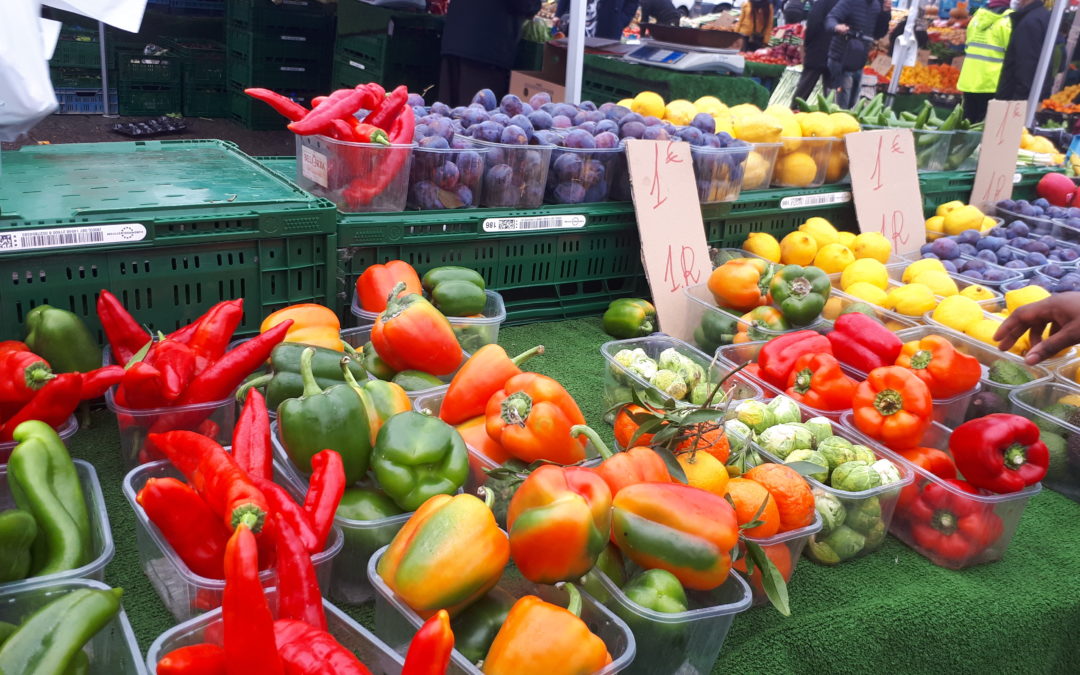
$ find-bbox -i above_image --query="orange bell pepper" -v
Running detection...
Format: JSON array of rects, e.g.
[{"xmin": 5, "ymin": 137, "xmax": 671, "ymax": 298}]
[
  {"xmin": 571, "ymin": 425, "xmax": 671, "ymax": 497},
  {"xmin": 485, "ymin": 373, "xmax": 587, "ymax": 464},
  {"xmin": 707, "ymin": 258, "xmax": 769, "ymax": 312},
  {"xmin": 611, "ymin": 482, "xmax": 738, "ymax": 590},
  {"xmin": 506, "ymin": 465, "xmax": 612, "ymax": 584},
  {"xmin": 377, "ymin": 491, "xmax": 509, "ymax": 617},
  {"xmin": 356, "ymin": 260, "xmax": 422, "ymax": 313},
  {"xmin": 895, "ymin": 335, "xmax": 981, "ymax": 399},
  {"xmin": 785, "ymin": 352, "xmax": 858, "ymax": 411},
  {"xmin": 482, "ymin": 584, "xmax": 611, "ymax": 675},
  {"xmin": 440, "ymin": 344, "xmax": 544, "ymax": 425},
  {"xmin": 260, "ymin": 303, "xmax": 342, "ymax": 352},
  {"xmin": 851, "ymin": 366, "xmax": 933, "ymax": 450},
  {"xmin": 371, "ymin": 283, "xmax": 463, "ymax": 376},
  {"xmin": 455, "ymin": 415, "xmax": 510, "ymax": 464}
]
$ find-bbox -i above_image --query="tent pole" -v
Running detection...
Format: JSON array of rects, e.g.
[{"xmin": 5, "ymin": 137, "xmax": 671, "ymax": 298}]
[{"xmin": 565, "ymin": 0, "xmax": 585, "ymax": 104}]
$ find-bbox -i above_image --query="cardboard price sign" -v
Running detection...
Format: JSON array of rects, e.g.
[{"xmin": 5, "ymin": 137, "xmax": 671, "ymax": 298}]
[
  {"xmin": 845, "ymin": 128, "xmax": 924, "ymax": 256},
  {"xmin": 625, "ymin": 139, "xmax": 712, "ymax": 341},
  {"xmin": 970, "ymin": 100, "xmax": 1027, "ymax": 210}
]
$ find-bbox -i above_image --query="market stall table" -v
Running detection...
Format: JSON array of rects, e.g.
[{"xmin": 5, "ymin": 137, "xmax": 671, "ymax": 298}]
[{"xmin": 71, "ymin": 317, "xmax": 1080, "ymax": 673}]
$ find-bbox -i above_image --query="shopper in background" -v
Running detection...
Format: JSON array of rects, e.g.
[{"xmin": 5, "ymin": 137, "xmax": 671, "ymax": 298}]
[
  {"xmin": 439, "ymin": 0, "xmax": 543, "ymax": 105},
  {"xmin": 996, "ymin": 0, "xmax": 1051, "ymax": 103},
  {"xmin": 737, "ymin": 0, "xmax": 776, "ymax": 51},
  {"xmin": 794, "ymin": 0, "xmax": 843, "ymax": 104},
  {"xmin": 957, "ymin": 0, "xmax": 1013, "ymax": 122},
  {"xmin": 825, "ymin": 0, "xmax": 891, "ymax": 108},
  {"xmin": 995, "ymin": 293, "xmax": 1080, "ymax": 364},
  {"xmin": 640, "ymin": 0, "xmax": 682, "ymax": 26}
]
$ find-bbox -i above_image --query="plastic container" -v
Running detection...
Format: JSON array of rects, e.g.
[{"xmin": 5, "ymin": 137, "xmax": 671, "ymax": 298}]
[
  {"xmin": 600, "ymin": 334, "xmax": 764, "ymax": 414},
  {"xmin": 146, "ymin": 588, "xmax": 403, "ymax": 675},
  {"xmin": 737, "ymin": 511, "xmax": 822, "ymax": 606},
  {"xmin": 583, "ymin": 565, "xmax": 751, "ymax": 675},
  {"xmin": 829, "ymin": 263, "xmax": 1005, "ymax": 312},
  {"xmin": 104, "ymin": 386, "xmax": 235, "ymax": 468},
  {"xmin": 545, "ymin": 145, "xmax": 625, "ymax": 205},
  {"xmin": 368, "ymin": 547, "xmax": 636, "ymax": 674},
  {"xmin": 863, "ymin": 126, "xmax": 952, "ymax": 172},
  {"xmin": 408, "ymin": 141, "xmax": 489, "ymax": 210},
  {"xmin": 900, "ymin": 250, "xmax": 1026, "ymax": 290},
  {"xmin": 690, "ymin": 142, "xmax": 751, "ymax": 204},
  {"xmin": 683, "ymin": 283, "xmax": 830, "ymax": 352},
  {"xmin": 0, "ymin": 579, "xmax": 145, "ymax": 675},
  {"xmin": 350, "ymin": 290, "xmax": 507, "ymax": 351},
  {"xmin": 995, "ymin": 204, "xmax": 1058, "ymax": 235},
  {"xmin": 754, "ymin": 425, "xmax": 915, "ymax": 566},
  {"xmin": 1007, "ymin": 381, "xmax": 1080, "ymax": 503},
  {"xmin": 0, "ymin": 460, "xmax": 113, "ymax": 593},
  {"xmin": 945, "ymin": 129, "xmax": 981, "ymax": 171},
  {"xmin": 822, "ymin": 289, "xmax": 921, "ymax": 332},
  {"xmin": 771, "ymin": 137, "xmax": 835, "ymax": 188},
  {"xmin": 920, "ymin": 306, "xmax": 1080, "ymax": 367},
  {"xmin": 1054, "ymin": 358, "xmax": 1080, "ymax": 387},
  {"xmin": 741, "ymin": 142, "xmax": 782, "ymax": 191},
  {"xmin": 842, "ymin": 412, "xmax": 1040, "ymax": 568},
  {"xmin": 122, "ymin": 460, "xmax": 343, "ymax": 621},
  {"xmin": 472, "ymin": 137, "xmax": 554, "ymax": 209},
  {"xmin": 295, "ymin": 134, "xmax": 415, "ymax": 213},
  {"xmin": 0, "ymin": 414, "xmax": 78, "ymax": 464}
]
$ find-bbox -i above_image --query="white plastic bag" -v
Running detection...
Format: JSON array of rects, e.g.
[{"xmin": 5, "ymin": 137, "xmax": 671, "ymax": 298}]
[
  {"xmin": 0, "ymin": 0, "xmax": 56, "ymax": 142},
  {"xmin": 43, "ymin": 0, "xmax": 146, "ymax": 34}
]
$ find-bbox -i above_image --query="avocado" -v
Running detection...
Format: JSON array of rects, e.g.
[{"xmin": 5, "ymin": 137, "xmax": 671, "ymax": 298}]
[
  {"xmin": 1041, "ymin": 430, "xmax": 1069, "ymax": 483},
  {"xmin": 1037, "ymin": 403, "xmax": 1079, "ymax": 435},
  {"xmin": 839, "ymin": 302, "xmax": 883, "ymax": 324},
  {"xmin": 964, "ymin": 391, "xmax": 1007, "ymax": 422},
  {"xmin": 987, "ymin": 359, "xmax": 1035, "ymax": 387}
]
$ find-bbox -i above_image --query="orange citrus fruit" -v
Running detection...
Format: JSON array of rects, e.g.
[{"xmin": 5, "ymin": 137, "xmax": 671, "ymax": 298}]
[
  {"xmin": 677, "ymin": 451, "xmax": 729, "ymax": 496},
  {"xmin": 743, "ymin": 463, "xmax": 815, "ymax": 532},
  {"xmin": 677, "ymin": 424, "xmax": 730, "ymax": 465},
  {"xmin": 733, "ymin": 542, "xmax": 794, "ymax": 593},
  {"xmin": 726, "ymin": 478, "xmax": 780, "ymax": 538}
]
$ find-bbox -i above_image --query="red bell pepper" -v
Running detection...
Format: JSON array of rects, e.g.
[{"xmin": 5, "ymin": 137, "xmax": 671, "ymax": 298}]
[
  {"xmin": 0, "ymin": 350, "xmax": 53, "ymax": 404},
  {"xmin": 950, "ymin": 414, "xmax": 1048, "ymax": 493},
  {"xmin": 827, "ymin": 313, "xmax": 903, "ymax": 373},
  {"xmin": 784, "ymin": 352, "xmax": 858, "ymax": 411},
  {"xmin": 223, "ymin": 524, "xmax": 284, "ymax": 675},
  {"xmin": 97, "ymin": 289, "xmax": 151, "ymax": 365},
  {"xmin": 303, "ymin": 449, "xmax": 346, "ymax": 551},
  {"xmin": 371, "ymin": 283, "xmax": 462, "ymax": 376},
  {"xmin": 756, "ymin": 330, "xmax": 832, "ymax": 388},
  {"xmin": 271, "ymin": 513, "xmax": 327, "ymax": 631},
  {"xmin": 0, "ymin": 373, "xmax": 83, "ymax": 441},
  {"xmin": 232, "ymin": 388, "xmax": 272, "ymax": 481},
  {"xmin": 895, "ymin": 446, "xmax": 958, "ymax": 510},
  {"xmin": 0, "ymin": 341, "xmax": 29, "ymax": 354},
  {"xmin": 356, "ymin": 260, "xmax": 423, "ymax": 313},
  {"xmin": 402, "ymin": 610, "xmax": 454, "ymax": 675},
  {"xmin": 904, "ymin": 480, "xmax": 1004, "ymax": 565},
  {"xmin": 137, "ymin": 477, "xmax": 230, "ymax": 579},
  {"xmin": 156, "ymin": 643, "xmax": 226, "ymax": 675},
  {"xmin": 273, "ymin": 620, "xmax": 372, "ymax": 675}
]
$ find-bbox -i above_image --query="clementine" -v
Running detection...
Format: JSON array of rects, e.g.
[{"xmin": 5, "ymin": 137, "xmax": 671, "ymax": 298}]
[{"xmin": 743, "ymin": 463, "xmax": 815, "ymax": 532}]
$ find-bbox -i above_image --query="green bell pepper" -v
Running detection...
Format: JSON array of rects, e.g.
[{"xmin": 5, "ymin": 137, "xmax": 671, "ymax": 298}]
[
  {"xmin": 240, "ymin": 342, "xmax": 367, "ymax": 409},
  {"xmin": 391, "ymin": 370, "xmax": 444, "ymax": 392},
  {"xmin": 768, "ymin": 265, "xmax": 831, "ymax": 327},
  {"xmin": 693, "ymin": 309, "xmax": 738, "ymax": 354},
  {"xmin": 431, "ymin": 280, "xmax": 487, "ymax": 317},
  {"xmin": 602, "ymin": 298, "xmax": 657, "ymax": 339},
  {"xmin": 421, "ymin": 266, "xmax": 486, "ymax": 292},
  {"xmin": 64, "ymin": 650, "xmax": 90, "ymax": 675},
  {"xmin": 23, "ymin": 306, "xmax": 101, "ymax": 374},
  {"xmin": 278, "ymin": 348, "xmax": 372, "ymax": 484},
  {"xmin": 0, "ymin": 587, "xmax": 121, "ymax": 675},
  {"xmin": 370, "ymin": 411, "xmax": 469, "ymax": 511},
  {"xmin": 449, "ymin": 587, "xmax": 515, "ymax": 663},
  {"xmin": 336, "ymin": 486, "xmax": 406, "ymax": 559},
  {"xmin": 623, "ymin": 569, "xmax": 688, "ymax": 614},
  {"xmin": 581, "ymin": 543, "xmax": 626, "ymax": 603},
  {"xmin": 0, "ymin": 509, "xmax": 37, "ymax": 583},
  {"xmin": 362, "ymin": 341, "xmax": 397, "ymax": 381}
]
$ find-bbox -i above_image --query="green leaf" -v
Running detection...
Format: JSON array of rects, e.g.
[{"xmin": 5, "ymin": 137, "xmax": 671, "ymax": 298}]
[
  {"xmin": 785, "ymin": 461, "xmax": 828, "ymax": 478},
  {"xmin": 653, "ymin": 446, "xmax": 688, "ymax": 485},
  {"xmin": 745, "ymin": 540, "xmax": 790, "ymax": 617},
  {"xmin": 676, "ymin": 409, "xmax": 726, "ymax": 427},
  {"xmin": 739, "ymin": 494, "xmax": 772, "ymax": 531},
  {"xmin": 124, "ymin": 339, "xmax": 154, "ymax": 370}
]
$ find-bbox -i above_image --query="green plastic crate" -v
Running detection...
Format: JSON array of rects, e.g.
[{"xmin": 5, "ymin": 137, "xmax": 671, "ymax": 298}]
[
  {"xmin": 52, "ymin": 33, "xmax": 102, "ymax": 69},
  {"xmin": 331, "ymin": 34, "xmax": 440, "ymax": 93},
  {"xmin": 183, "ymin": 82, "xmax": 229, "ymax": 117},
  {"xmin": 163, "ymin": 38, "xmax": 227, "ymax": 84},
  {"xmin": 228, "ymin": 86, "xmax": 318, "ymax": 129},
  {"xmin": 227, "ymin": 0, "xmax": 335, "ymax": 33},
  {"xmin": 336, "ymin": 0, "xmax": 444, "ymax": 37},
  {"xmin": 115, "ymin": 49, "xmax": 181, "ymax": 84},
  {"xmin": 50, "ymin": 67, "xmax": 113, "ymax": 89},
  {"xmin": 704, "ymin": 185, "xmax": 858, "ymax": 247},
  {"xmin": 226, "ymin": 24, "xmax": 333, "ymax": 61},
  {"xmin": 117, "ymin": 84, "xmax": 182, "ymax": 115},
  {"xmin": 227, "ymin": 36, "xmax": 329, "ymax": 91}
]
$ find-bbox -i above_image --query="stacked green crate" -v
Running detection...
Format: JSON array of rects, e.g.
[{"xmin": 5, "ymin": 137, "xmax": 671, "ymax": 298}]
[
  {"xmin": 115, "ymin": 46, "xmax": 183, "ymax": 115},
  {"xmin": 226, "ymin": 0, "xmax": 334, "ymax": 129},
  {"xmin": 332, "ymin": 1, "xmax": 443, "ymax": 93},
  {"xmin": 164, "ymin": 38, "xmax": 227, "ymax": 117},
  {"xmin": 49, "ymin": 13, "xmax": 116, "ymax": 113}
]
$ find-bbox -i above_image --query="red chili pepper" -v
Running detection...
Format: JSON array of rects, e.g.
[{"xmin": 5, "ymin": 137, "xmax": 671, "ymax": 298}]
[
  {"xmin": 0, "ymin": 350, "xmax": 53, "ymax": 404},
  {"xmin": 329, "ymin": 118, "xmax": 357, "ymax": 141},
  {"xmin": 156, "ymin": 643, "xmax": 226, "ymax": 675},
  {"xmin": 185, "ymin": 299, "xmax": 244, "ymax": 372},
  {"xmin": 223, "ymin": 524, "xmax": 284, "ymax": 675},
  {"xmin": 137, "ymin": 477, "xmax": 230, "ymax": 579},
  {"xmin": 402, "ymin": 609, "xmax": 454, "ymax": 675},
  {"xmin": 273, "ymin": 620, "xmax": 373, "ymax": 675},
  {"xmin": 79, "ymin": 365, "xmax": 125, "ymax": 400},
  {"xmin": 233, "ymin": 388, "xmax": 272, "ymax": 481},
  {"xmin": 302, "ymin": 449, "xmax": 346, "ymax": 552},
  {"xmin": 288, "ymin": 85, "xmax": 378, "ymax": 136},
  {"xmin": 0, "ymin": 373, "xmax": 83, "ymax": 441},
  {"xmin": 342, "ymin": 106, "xmax": 415, "ymax": 208},
  {"xmin": 310, "ymin": 96, "xmax": 329, "ymax": 108},
  {"xmin": 950, "ymin": 414, "xmax": 1049, "ymax": 493},
  {"xmin": 118, "ymin": 362, "xmax": 170, "ymax": 410},
  {"xmin": 146, "ymin": 340, "xmax": 197, "ymax": 403},
  {"xmin": 149, "ymin": 430, "xmax": 271, "ymax": 533},
  {"xmin": 167, "ymin": 300, "xmax": 236, "ymax": 344},
  {"xmin": 365, "ymin": 85, "xmax": 408, "ymax": 132},
  {"xmin": 271, "ymin": 513, "xmax": 327, "ymax": 631},
  {"xmin": 756, "ymin": 330, "xmax": 833, "ymax": 388},
  {"xmin": 251, "ymin": 477, "xmax": 319, "ymax": 553},
  {"xmin": 97, "ymin": 289, "xmax": 151, "ymax": 365},
  {"xmin": 356, "ymin": 122, "xmax": 390, "ymax": 145},
  {"xmin": 244, "ymin": 88, "xmax": 309, "ymax": 123}
]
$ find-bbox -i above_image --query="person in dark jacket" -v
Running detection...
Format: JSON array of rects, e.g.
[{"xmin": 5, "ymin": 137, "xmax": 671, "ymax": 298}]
[
  {"xmin": 558, "ymin": 0, "xmax": 640, "ymax": 39},
  {"xmin": 640, "ymin": 0, "xmax": 682, "ymax": 26},
  {"xmin": 824, "ymin": 0, "xmax": 890, "ymax": 109},
  {"xmin": 794, "ymin": 0, "xmax": 842, "ymax": 104},
  {"xmin": 997, "ymin": 0, "xmax": 1052, "ymax": 101},
  {"xmin": 440, "ymin": 0, "xmax": 542, "ymax": 106}
]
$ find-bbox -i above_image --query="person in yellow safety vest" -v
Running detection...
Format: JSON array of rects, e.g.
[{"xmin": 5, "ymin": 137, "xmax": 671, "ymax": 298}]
[{"xmin": 957, "ymin": 0, "xmax": 1013, "ymax": 123}]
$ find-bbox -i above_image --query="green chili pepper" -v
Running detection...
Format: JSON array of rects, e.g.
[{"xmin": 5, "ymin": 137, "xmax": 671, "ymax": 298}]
[
  {"xmin": 768, "ymin": 265, "xmax": 831, "ymax": 327},
  {"xmin": 449, "ymin": 587, "xmax": 515, "ymax": 663},
  {"xmin": 693, "ymin": 309, "xmax": 739, "ymax": 354},
  {"xmin": 362, "ymin": 341, "xmax": 397, "ymax": 381},
  {"xmin": 431, "ymin": 280, "xmax": 487, "ymax": 317},
  {"xmin": 370, "ymin": 411, "xmax": 469, "ymax": 511},
  {"xmin": 278, "ymin": 348, "xmax": 372, "ymax": 484},
  {"xmin": 623, "ymin": 569, "xmax": 689, "ymax": 614},
  {"xmin": 421, "ymin": 266, "xmax": 486, "ymax": 292},
  {"xmin": 23, "ymin": 306, "xmax": 101, "ymax": 374},
  {"xmin": 0, "ymin": 509, "xmax": 37, "ymax": 583},
  {"xmin": 0, "ymin": 587, "xmax": 122, "ymax": 674},
  {"xmin": 602, "ymin": 298, "xmax": 657, "ymax": 339}
]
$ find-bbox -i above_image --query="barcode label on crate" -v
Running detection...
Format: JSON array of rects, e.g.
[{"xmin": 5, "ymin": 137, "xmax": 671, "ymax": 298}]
[
  {"xmin": 779, "ymin": 191, "xmax": 852, "ymax": 209},
  {"xmin": 301, "ymin": 146, "xmax": 329, "ymax": 188},
  {"xmin": 348, "ymin": 60, "xmax": 366, "ymax": 71},
  {"xmin": 0, "ymin": 224, "xmax": 146, "ymax": 252},
  {"xmin": 280, "ymin": 35, "xmax": 307, "ymax": 42},
  {"xmin": 482, "ymin": 215, "xmax": 586, "ymax": 232},
  {"xmin": 280, "ymin": 66, "xmax": 307, "ymax": 72}
]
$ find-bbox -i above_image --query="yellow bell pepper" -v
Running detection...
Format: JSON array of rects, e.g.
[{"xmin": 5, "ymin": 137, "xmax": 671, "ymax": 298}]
[
  {"xmin": 885, "ymin": 283, "xmax": 937, "ymax": 316},
  {"xmin": 261, "ymin": 303, "xmax": 342, "ymax": 352}
]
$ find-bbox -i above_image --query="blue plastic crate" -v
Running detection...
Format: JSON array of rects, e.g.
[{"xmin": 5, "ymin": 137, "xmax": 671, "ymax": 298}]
[{"xmin": 54, "ymin": 87, "xmax": 118, "ymax": 114}]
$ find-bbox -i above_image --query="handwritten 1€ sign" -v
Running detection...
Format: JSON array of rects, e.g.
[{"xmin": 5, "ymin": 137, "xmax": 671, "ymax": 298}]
[
  {"xmin": 846, "ymin": 128, "xmax": 925, "ymax": 256},
  {"xmin": 970, "ymin": 100, "xmax": 1027, "ymax": 211},
  {"xmin": 625, "ymin": 139, "xmax": 712, "ymax": 341}
]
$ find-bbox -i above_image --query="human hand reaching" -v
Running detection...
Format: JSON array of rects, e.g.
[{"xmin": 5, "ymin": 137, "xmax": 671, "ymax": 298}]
[{"xmin": 993, "ymin": 292, "xmax": 1080, "ymax": 364}]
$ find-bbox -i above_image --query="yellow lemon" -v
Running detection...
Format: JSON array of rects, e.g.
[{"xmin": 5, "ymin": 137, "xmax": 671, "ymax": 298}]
[
  {"xmin": 799, "ymin": 217, "xmax": 839, "ymax": 248},
  {"xmin": 960, "ymin": 284, "xmax": 997, "ymax": 302},
  {"xmin": 853, "ymin": 232, "xmax": 892, "ymax": 263},
  {"xmin": 935, "ymin": 200, "xmax": 965, "ymax": 217},
  {"xmin": 885, "ymin": 283, "xmax": 937, "ymax": 316},
  {"xmin": 694, "ymin": 96, "xmax": 727, "ymax": 115},
  {"xmin": 729, "ymin": 103, "xmax": 763, "ymax": 121},
  {"xmin": 912, "ymin": 270, "xmax": 960, "ymax": 297},
  {"xmin": 1029, "ymin": 135, "xmax": 1058, "ymax": 154},
  {"xmin": 733, "ymin": 112, "xmax": 783, "ymax": 144},
  {"xmin": 714, "ymin": 113, "xmax": 735, "ymax": 137},
  {"xmin": 774, "ymin": 152, "xmax": 818, "ymax": 187},
  {"xmin": 632, "ymin": 91, "xmax": 666, "ymax": 118},
  {"xmin": 844, "ymin": 281, "xmax": 889, "ymax": 306},
  {"xmin": 825, "ymin": 148, "xmax": 848, "ymax": 182},
  {"xmin": 665, "ymin": 99, "xmax": 697, "ymax": 126},
  {"xmin": 964, "ymin": 318, "xmax": 1002, "ymax": 346},
  {"xmin": 779, "ymin": 231, "xmax": 818, "ymax": 266},
  {"xmin": 828, "ymin": 112, "xmax": 861, "ymax": 137},
  {"xmin": 1010, "ymin": 330, "xmax": 1031, "ymax": 355},
  {"xmin": 743, "ymin": 232, "xmax": 782, "ymax": 262},
  {"xmin": 902, "ymin": 258, "xmax": 947, "ymax": 283},
  {"xmin": 932, "ymin": 295, "xmax": 985, "ymax": 331},
  {"xmin": 616, "ymin": 98, "xmax": 635, "ymax": 109},
  {"xmin": 742, "ymin": 150, "xmax": 770, "ymax": 189},
  {"xmin": 841, "ymin": 258, "xmax": 890, "ymax": 291},
  {"xmin": 981, "ymin": 216, "xmax": 998, "ymax": 233},
  {"xmin": 813, "ymin": 243, "xmax": 855, "ymax": 275},
  {"xmin": 943, "ymin": 205, "xmax": 985, "ymax": 236},
  {"xmin": 764, "ymin": 104, "xmax": 795, "ymax": 119},
  {"xmin": 925, "ymin": 215, "xmax": 946, "ymax": 240},
  {"xmin": 772, "ymin": 115, "xmax": 803, "ymax": 152},
  {"xmin": 837, "ymin": 231, "xmax": 857, "ymax": 248},
  {"xmin": 798, "ymin": 111, "xmax": 835, "ymax": 138},
  {"xmin": 1059, "ymin": 392, "xmax": 1080, "ymax": 406},
  {"xmin": 1005, "ymin": 285, "xmax": 1051, "ymax": 313}
]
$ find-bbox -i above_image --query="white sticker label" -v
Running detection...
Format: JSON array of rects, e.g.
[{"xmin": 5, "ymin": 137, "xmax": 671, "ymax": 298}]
[
  {"xmin": 779, "ymin": 191, "xmax": 852, "ymax": 209},
  {"xmin": 348, "ymin": 60, "xmax": 366, "ymax": 71},
  {"xmin": 482, "ymin": 215, "xmax": 586, "ymax": 232},
  {"xmin": 280, "ymin": 35, "xmax": 307, "ymax": 42},
  {"xmin": 1014, "ymin": 173, "xmax": 1022, "ymax": 184},
  {"xmin": 280, "ymin": 66, "xmax": 306, "ymax": 72},
  {"xmin": 301, "ymin": 146, "xmax": 329, "ymax": 188},
  {"xmin": 0, "ymin": 224, "xmax": 146, "ymax": 252}
]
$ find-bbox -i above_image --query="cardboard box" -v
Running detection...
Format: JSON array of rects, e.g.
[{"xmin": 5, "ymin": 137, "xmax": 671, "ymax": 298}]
[{"xmin": 510, "ymin": 70, "xmax": 565, "ymax": 102}]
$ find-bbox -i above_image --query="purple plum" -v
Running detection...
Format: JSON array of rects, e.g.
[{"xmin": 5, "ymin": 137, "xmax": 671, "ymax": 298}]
[
  {"xmin": 1024, "ymin": 252, "xmax": 1048, "ymax": 266},
  {"xmin": 553, "ymin": 182, "xmax": 587, "ymax": 203},
  {"xmin": 528, "ymin": 110, "xmax": 554, "ymax": 130},
  {"xmin": 419, "ymin": 135, "xmax": 450, "ymax": 150},
  {"xmin": 691, "ymin": 113, "xmax": 716, "ymax": 134},
  {"xmin": 500, "ymin": 125, "xmax": 529, "ymax": 145},
  {"xmin": 457, "ymin": 151, "xmax": 484, "ymax": 185},
  {"xmin": 484, "ymin": 164, "xmax": 517, "ymax": 206},
  {"xmin": 552, "ymin": 115, "xmax": 573, "ymax": 129},
  {"xmin": 552, "ymin": 152, "xmax": 584, "ymax": 181},
  {"xmin": 471, "ymin": 89, "xmax": 497, "ymax": 110},
  {"xmin": 510, "ymin": 114, "xmax": 535, "ymax": 141},
  {"xmin": 431, "ymin": 102, "xmax": 451, "ymax": 117},
  {"xmin": 620, "ymin": 121, "xmax": 646, "ymax": 139},
  {"xmin": 594, "ymin": 131, "xmax": 620, "ymax": 148},
  {"xmin": 490, "ymin": 113, "xmax": 512, "ymax": 126},
  {"xmin": 606, "ymin": 105, "xmax": 631, "ymax": 121},
  {"xmin": 529, "ymin": 92, "xmax": 552, "ymax": 109},
  {"xmin": 580, "ymin": 100, "xmax": 597, "ymax": 111},
  {"xmin": 564, "ymin": 129, "xmax": 596, "ymax": 149},
  {"xmin": 930, "ymin": 238, "xmax": 960, "ymax": 260},
  {"xmin": 434, "ymin": 162, "xmax": 460, "ymax": 190},
  {"xmin": 596, "ymin": 119, "xmax": 618, "ymax": 134},
  {"xmin": 407, "ymin": 93, "xmax": 425, "ymax": 107},
  {"xmin": 976, "ymin": 250, "xmax": 998, "ymax": 263},
  {"xmin": 643, "ymin": 126, "xmax": 670, "ymax": 140},
  {"xmin": 576, "ymin": 121, "xmax": 598, "ymax": 135}
]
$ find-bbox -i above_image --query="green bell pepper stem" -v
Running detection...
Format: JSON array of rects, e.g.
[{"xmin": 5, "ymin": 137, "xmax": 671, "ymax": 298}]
[
  {"xmin": 23, "ymin": 305, "xmax": 102, "ymax": 374},
  {"xmin": 0, "ymin": 510, "xmax": 37, "ymax": 583},
  {"xmin": 299, "ymin": 348, "xmax": 322, "ymax": 397},
  {"xmin": 0, "ymin": 588, "xmax": 122, "ymax": 674},
  {"xmin": 236, "ymin": 373, "xmax": 273, "ymax": 403},
  {"xmin": 559, "ymin": 582, "xmax": 583, "ymax": 617},
  {"xmin": 63, "ymin": 649, "xmax": 90, "ymax": 675},
  {"xmin": 623, "ymin": 569, "xmax": 688, "ymax": 614},
  {"xmin": 370, "ymin": 411, "xmax": 469, "ymax": 511},
  {"xmin": 570, "ymin": 424, "xmax": 613, "ymax": 459}
]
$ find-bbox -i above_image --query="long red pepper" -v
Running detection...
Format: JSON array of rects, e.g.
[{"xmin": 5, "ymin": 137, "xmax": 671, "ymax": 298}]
[
  {"xmin": 0, "ymin": 373, "xmax": 83, "ymax": 441},
  {"xmin": 273, "ymin": 620, "xmax": 372, "ymax": 675},
  {"xmin": 343, "ymin": 108, "xmax": 415, "ymax": 208},
  {"xmin": 303, "ymin": 450, "xmax": 346, "ymax": 551},
  {"xmin": 365, "ymin": 84, "xmax": 408, "ymax": 132},
  {"xmin": 355, "ymin": 122, "xmax": 389, "ymax": 145},
  {"xmin": 232, "ymin": 389, "xmax": 272, "ymax": 481},
  {"xmin": 149, "ymin": 431, "xmax": 271, "ymax": 533},
  {"xmin": 185, "ymin": 299, "xmax": 244, "ymax": 371},
  {"xmin": 330, "ymin": 118, "xmax": 357, "ymax": 141},
  {"xmin": 271, "ymin": 513, "xmax": 327, "ymax": 631},
  {"xmin": 79, "ymin": 365, "xmax": 124, "ymax": 400},
  {"xmin": 118, "ymin": 362, "xmax": 170, "ymax": 410},
  {"xmin": 223, "ymin": 524, "xmax": 284, "ymax": 675},
  {"xmin": 156, "ymin": 643, "xmax": 227, "ymax": 675},
  {"xmin": 166, "ymin": 299, "xmax": 236, "ymax": 344},
  {"xmin": 288, "ymin": 85, "xmax": 378, "ymax": 136},
  {"xmin": 97, "ymin": 290, "xmax": 151, "ymax": 365},
  {"xmin": 137, "ymin": 477, "xmax": 230, "ymax": 579},
  {"xmin": 0, "ymin": 350, "xmax": 53, "ymax": 403},
  {"xmin": 251, "ymin": 477, "xmax": 320, "ymax": 553},
  {"xmin": 402, "ymin": 609, "xmax": 454, "ymax": 675},
  {"xmin": 147, "ymin": 340, "xmax": 197, "ymax": 403},
  {"xmin": 243, "ymin": 88, "xmax": 309, "ymax": 123}
]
